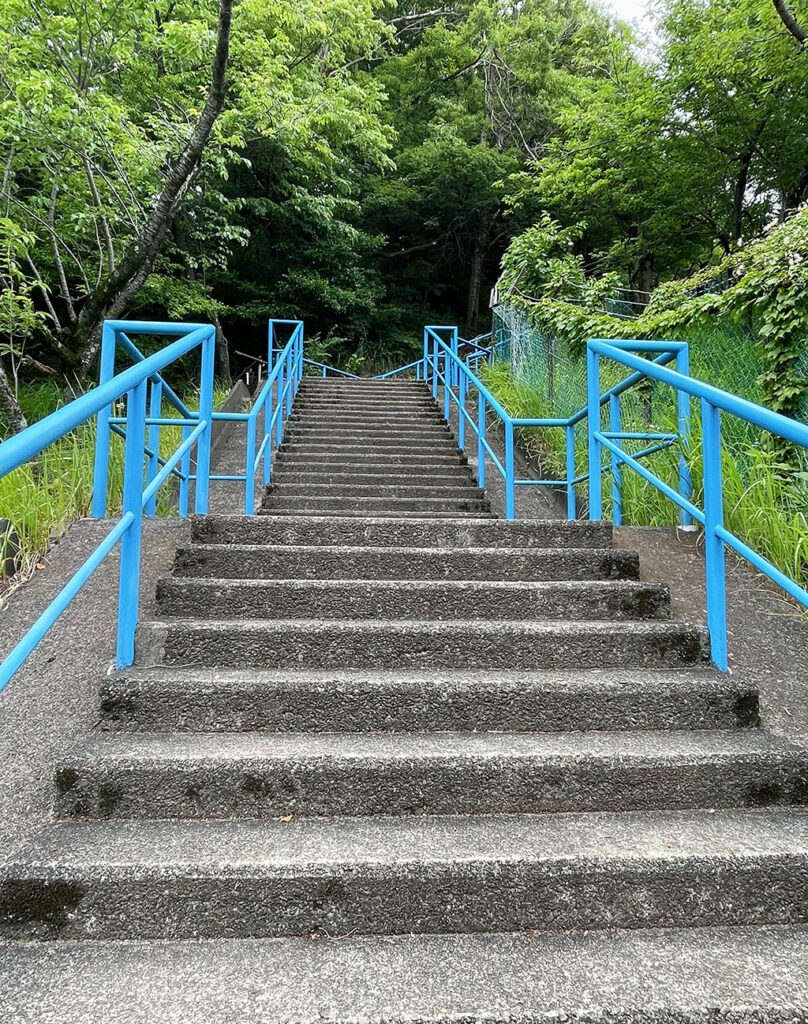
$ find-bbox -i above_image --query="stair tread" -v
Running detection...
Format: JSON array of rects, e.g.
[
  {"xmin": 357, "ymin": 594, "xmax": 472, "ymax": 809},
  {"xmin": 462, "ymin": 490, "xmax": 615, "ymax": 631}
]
[
  {"xmin": 66, "ymin": 727, "xmax": 803, "ymax": 765},
  {"xmin": 6, "ymin": 806, "xmax": 808, "ymax": 872},
  {"xmin": 0, "ymin": 925, "xmax": 807, "ymax": 1024}
]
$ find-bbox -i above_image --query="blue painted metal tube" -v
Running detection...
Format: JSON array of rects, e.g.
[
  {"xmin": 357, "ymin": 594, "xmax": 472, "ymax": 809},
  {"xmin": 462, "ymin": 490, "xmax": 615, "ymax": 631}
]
[
  {"xmin": 144, "ymin": 379, "xmax": 163, "ymax": 517},
  {"xmin": 141, "ymin": 421, "xmax": 206, "ymax": 509},
  {"xmin": 91, "ymin": 321, "xmax": 117, "ymax": 517},
  {"xmin": 0, "ymin": 511, "xmax": 135, "ymax": 692},
  {"xmin": 701, "ymin": 399, "xmax": 728, "ymax": 671},
  {"xmin": 427, "ymin": 332, "xmax": 513, "ymax": 423},
  {"xmin": 609, "ymin": 393, "xmax": 623, "ymax": 526},
  {"xmin": 676, "ymin": 345, "xmax": 693, "ymax": 527},
  {"xmin": 179, "ymin": 424, "xmax": 191, "ymax": 517},
  {"xmin": 116, "ymin": 380, "xmax": 147, "ymax": 668},
  {"xmin": 586, "ymin": 346, "xmax": 603, "ymax": 520},
  {"xmin": 275, "ymin": 361, "xmax": 285, "ymax": 448},
  {"xmin": 594, "ymin": 432, "xmax": 704, "ymax": 525},
  {"xmin": 0, "ymin": 326, "xmax": 212, "ymax": 480},
  {"xmin": 477, "ymin": 391, "xmax": 486, "ymax": 488},
  {"xmin": 245, "ymin": 413, "xmax": 257, "ymax": 516},
  {"xmin": 504, "ymin": 420, "xmax": 515, "ymax": 519},
  {"xmin": 565, "ymin": 424, "xmax": 576, "ymax": 519},
  {"xmin": 109, "ymin": 425, "xmax": 183, "ymax": 481},
  {"xmin": 589, "ymin": 340, "xmax": 808, "ymax": 448},
  {"xmin": 193, "ymin": 329, "xmax": 215, "ymax": 515},
  {"xmin": 601, "ymin": 432, "xmax": 677, "ymax": 441},
  {"xmin": 715, "ymin": 524, "xmax": 808, "ymax": 608},
  {"xmin": 210, "ymin": 412, "xmax": 250, "ymax": 422},
  {"xmin": 110, "ymin": 417, "xmax": 198, "ymax": 427}
]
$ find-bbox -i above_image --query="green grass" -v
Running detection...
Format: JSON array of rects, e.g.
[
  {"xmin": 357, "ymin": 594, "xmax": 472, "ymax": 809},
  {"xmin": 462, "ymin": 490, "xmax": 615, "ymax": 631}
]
[
  {"xmin": 0, "ymin": 379, "xmax": 231, "ymax": 584},
  {"xmin": 478, "ymin": 359, "xmax": 808, "ymax": 590}
]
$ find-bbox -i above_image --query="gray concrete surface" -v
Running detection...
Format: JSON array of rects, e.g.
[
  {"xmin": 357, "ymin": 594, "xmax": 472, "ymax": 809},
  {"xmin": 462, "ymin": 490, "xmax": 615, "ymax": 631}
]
[
  {"xmin": 2, "ymin": 807, "xmax": 808, "ymax": 939},
  {"xmin": 1, "ymin": 924, "xmax": 808, "ymax": 1023}
]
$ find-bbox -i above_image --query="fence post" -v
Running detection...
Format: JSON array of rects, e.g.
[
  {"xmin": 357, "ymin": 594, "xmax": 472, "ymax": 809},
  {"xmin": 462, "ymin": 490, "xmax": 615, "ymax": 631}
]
[
  {"xmin": 586, "ymin": 343, "xmax": 603, "ymax": 520},
  {"xmin": 609, "ymin": 392, "xmax": 623, "ymax": 526},
  {"xmin": 450, "ymin": 327, "xmax": 459, "ymax": 387},
  {"xmin": 276, "ymin": 359, "xmax": 285, "ymax": 447},
  {"xmin": 443, "ymin": 348, "xmax": 450, "ymax": 420},
  {"xmin": 505, "ymin": 419, "xmax": 515, "ymax": 519},
  {"xmin": 116, "ymin": 378, "xmax": 147, "ymax": 668},
  {"xmin": 193, "ymin": 327, "xmax": 215, "ymax": 515},
  {"xmin": 565, "ymin": 424, "xmax": 576, "ymax": 519},
  {"xmin": 91, "ymin": 322, "xmax": 117, "ymax": 517},
  {"xmin": 432, "ymin": 335, "xmax": 439, "ymax": 401},
  {"xmin": 701, "ymin": 398, "xmax": 728, "ymax": 671},
  {"xmin": 677, "ymin": 345, "xmax": 693, "ymax": 526},
  {"xmin": 144, "ymin": 378, "xmax": 163, "ymax": 517}
]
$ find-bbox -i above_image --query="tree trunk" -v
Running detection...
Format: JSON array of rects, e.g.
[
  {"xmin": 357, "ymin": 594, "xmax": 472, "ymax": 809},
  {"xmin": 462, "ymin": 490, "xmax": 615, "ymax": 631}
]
[
  {"xmin": 0, "ymin": 359, "xmax": 28, "ymax": 434},
  {"xmin": 465, "ymin": 218, "xmax": 491, "ymax": 332},
  {"xmin": 66, "ymin": 0, "xmax": 233, "ymax": 376},
  {"xmin": 214, "ymin": 316, "xmax": 232, "ymax": 382}
]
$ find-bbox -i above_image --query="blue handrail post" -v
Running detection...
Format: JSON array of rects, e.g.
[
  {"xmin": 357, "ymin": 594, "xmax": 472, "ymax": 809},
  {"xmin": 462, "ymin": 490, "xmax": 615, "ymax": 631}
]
[
  {"xmin": 609, "ymin": 392, "xmax": 623, "ymax": 525},
  {"xmin": 677, "ymin": 345, "xmax": 693, "ymax": 526},
  {"xmin": 702, "ymin": 399, "xmax": 729, "ymax": 671},
  {"xmin": 276, "ymin": 359, "xmax": 285, "ymax": 448},
  {"xmin": 91, "ymin": 321, "xmax": 117, "ymax": 517},
  {"xmin": 245, "ymin": 413, "xmax": 257, "ymax": 516},
  {"xmin": 432, "ymin": 335, "xmax": 438, "ymax": 401},
  {"xmin": 565, "ymin": 424, "xmax": 576, "ymax": 519},
  {"xmin": 179, "ymin": 424, "xmax": 191, "ymax": 517},
  {"xmin": 115, "ymin": 379, "xmax": 147, "ymax": 668},
  {"xmin": 587, "ymin": 344, "xmax": 603, "ymax": 520},
  {"xmin": 458, "ymin": 370, "xmax": 466, "ymax": 450},
  {"xmin": 443, "ymin": 348, "xmax": 450, "ymax": 420},
  {"xmin": 144, "ymin": 378, "xmax": 163, "ymax": 517},
  {"xmin": 193, "ymin": 328, "xmax": 215, "ymax": 515},
  {"xmin": 285, "ymin": 347, "xmax": 294, "ymax": 417},
  {"xmin": 450, "ymin": 327, "xmax": 459, "ymax": 388},
  {"xmin": 477, "ymin": 391, "xmax": 486, "ymax": 488},
  {"xmin": 422, "ymin": 329, "xmax": 429, "ymax": 387},
  {"xmin": 504, "ymin": 419, "xmax": 516, "ymax": 519}
]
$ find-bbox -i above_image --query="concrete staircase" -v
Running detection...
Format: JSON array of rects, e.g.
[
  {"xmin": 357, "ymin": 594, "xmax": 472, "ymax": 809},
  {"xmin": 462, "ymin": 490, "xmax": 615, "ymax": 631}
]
[{"xmin": 2, "ymin": 376, "xmax": 808, "ymax": 1020}]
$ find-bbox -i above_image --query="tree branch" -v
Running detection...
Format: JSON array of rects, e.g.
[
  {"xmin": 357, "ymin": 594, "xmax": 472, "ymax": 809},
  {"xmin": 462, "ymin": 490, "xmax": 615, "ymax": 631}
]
[{"xmin": 772, "ymin": 0, "xmax": 807, "ymax": 44}]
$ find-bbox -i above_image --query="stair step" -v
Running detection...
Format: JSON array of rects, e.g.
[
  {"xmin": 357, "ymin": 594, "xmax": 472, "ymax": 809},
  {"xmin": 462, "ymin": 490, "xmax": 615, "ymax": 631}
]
[
  {"xmin": 263, "ymin": 496, "xmax": 491, "ymax": 513},
  {"xmin": 173, "ymin": 543, "xmax": 636, "ymax": 581},
  {"xmin": 271, "ymin": 471, "xmax": 475, "ymax": 487},
  {"xmin": 258, "ymin": 508, "xmax": 499, "ymax": 519},
  {"xmin": 138, "ymin": 618, "xmax": 708, "ymax": 669},
  {"xmin": 291, "ymin": 411, "xmax": 445, "ymax": 424},
  {"xmin": 98, "ymin": 666, "xmax": 760, "ymax": 733},
  {"xmin": 280, "ymin": 441, "xmax": 463, "ymax": 455},
  {"xmin": 3, "ymin": 807, "xmax": 808, "ymax": 939},
  {"xmin": 267, "ymin": 484, "xmax": 485, "ymax": 499},
  {"xmin": 275, "ymin": 451, "xmax": 468, "ymax": 466},
  {"xmin": 155, "ymin": 578, "xmax": 671, "ymax": 621},
  {"xmin": 1, "ymin": 924, "xmax": 806, "ymax": 1022},
  {"xmin": 54, "ymin": 729, "xmax": 807, "ymax": 821},
  {"xmin": 190, "ymin": 515, "xmax": 610, "ymax": 549},
  {"xmin": 295, "ymin": 398, "xmax": 438, "ymax": 411}
]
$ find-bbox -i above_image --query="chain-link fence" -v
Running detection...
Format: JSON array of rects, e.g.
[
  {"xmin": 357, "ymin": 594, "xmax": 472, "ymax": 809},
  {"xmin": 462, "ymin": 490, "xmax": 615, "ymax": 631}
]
[{"xmin": 489, "ymin": 302, "xmax": 808, "ymax": 545}]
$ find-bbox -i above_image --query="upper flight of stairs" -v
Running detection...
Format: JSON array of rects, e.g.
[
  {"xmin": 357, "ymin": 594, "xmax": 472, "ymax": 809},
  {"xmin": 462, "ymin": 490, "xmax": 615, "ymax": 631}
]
[{"xmin": 1, "ymin": 376, "xmax": 808, "ymax": 1021}]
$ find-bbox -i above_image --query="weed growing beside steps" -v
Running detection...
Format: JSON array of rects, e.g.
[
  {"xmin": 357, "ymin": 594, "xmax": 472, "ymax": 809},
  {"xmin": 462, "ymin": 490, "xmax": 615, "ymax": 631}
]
[
  {"xmin": 0, "ymin": 380, "xmax": 229, "ymax": 595},
  {"xmin": 477, "ymin": 360, "xmax": 808, "ymax": 591}
]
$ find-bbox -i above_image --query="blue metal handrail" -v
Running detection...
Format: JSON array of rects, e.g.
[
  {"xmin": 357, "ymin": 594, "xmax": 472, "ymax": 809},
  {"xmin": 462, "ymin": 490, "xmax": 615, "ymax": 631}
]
[
  {"xmin": 0, "ymin": 320, "xmax": 216, "ymax": 691},
  {"xmin": 587, "ymin": 337, "xmax": 808, "ymax": 670}
]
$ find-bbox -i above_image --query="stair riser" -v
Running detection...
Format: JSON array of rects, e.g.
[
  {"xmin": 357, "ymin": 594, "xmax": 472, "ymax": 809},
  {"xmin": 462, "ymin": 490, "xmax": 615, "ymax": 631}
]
[
  {"xmin": 155, "ymin": 579, "xmax": 671, "ymax": 622},
  {"xmin": 284, "ymin": 431, "xmax": 454, "ymax": 444},
  {"xmin": 140, "ymin": 622, "xmax": 707, "ymax": 670},
  {"xmin": 3, "ymin": 861, "xmax": 806, "ymax": 940},
  {"xmin": 190, "ymin": 517, "xmax": 613, "ymax": 549},
  {"xmin": 280, "ymin": 442, "xmax": 462, "ymax": 454},
  {"xmin": 54, "ymin": 755, "xmax": 807, "ymax": 821},
  {"xmin": 292, "ymin": 411, "xmax": 444, "ymax": 423},
  {"xmin": 174, "ymin": 546, "xmax": 637, "ymax": 581},
  {"xmin": 294, "ymin": 401, "xmax": 439, "ymax": 413},
  {"xmin": 263, "ymin": 498, "xmax": 491, "ymax": 512},
  {"xmin": 276, "ymin": 452, "xmax": 468, "ymax": 467},
  {"xmin": 267, "ymin": 485, "xmax": 485, "ymax": 499},
  {"xmin": 97, "ymin": 677, "xmax": 761, "ymax": 734}
]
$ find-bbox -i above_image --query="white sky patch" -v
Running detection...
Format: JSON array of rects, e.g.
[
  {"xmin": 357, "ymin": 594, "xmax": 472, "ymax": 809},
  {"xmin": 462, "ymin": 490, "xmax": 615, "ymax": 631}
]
[{"xmin": 604, "ymin": 0, "xmax": 660, "ymax": 45}]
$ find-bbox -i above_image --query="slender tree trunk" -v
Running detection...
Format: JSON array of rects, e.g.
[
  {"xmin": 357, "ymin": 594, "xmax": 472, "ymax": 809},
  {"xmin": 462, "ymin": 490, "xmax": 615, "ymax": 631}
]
[
  {"xmin": 214, "ymin": 316, "xmax": 232, "ymax": 382},
  {"xmin": 0, "ymin": 359, "xmax": 28, "ymax": 434},
  {"xmin": 465, "ymin": 218, "xmax": 490, "ymax": 331},
  {"xmin": 66, "ymin": 0, "xmax": 233, "ymax": 376},
  {"xmin": 773, "ymin": 0, "xmax": 808, "ymax": 44}
]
